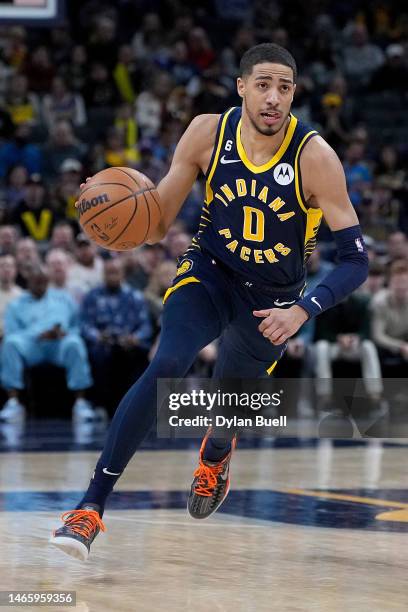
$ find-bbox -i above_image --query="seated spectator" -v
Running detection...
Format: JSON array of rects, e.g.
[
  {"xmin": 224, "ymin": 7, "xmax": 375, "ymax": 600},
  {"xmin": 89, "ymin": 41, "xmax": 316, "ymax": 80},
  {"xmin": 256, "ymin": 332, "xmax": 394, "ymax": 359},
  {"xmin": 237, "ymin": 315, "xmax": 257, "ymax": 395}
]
[
  {"xmin": 121, "ymin": 243, "xmax": 166, "ymax": 290},
  {"xmin": 0, "ymin": 123, "xmax": 42, "ymax": 179},
  {"xmin": 144, "ymin": 260, "xmax": 177, "ymax": 334},
  {"xmin": 383, "ymin": 231, "xmax": 408, "ymax": 265},
  {"xmin": 81, "ymin": 258, "xmax": 152, "ymax": 411},
  {"xmin": 359, "ymin": 260, "xmax": 386, "ymax": 299},
  {"xmin": 136, "ymin": 71, "xmax": 174, "ymax": 137},
  {"xmin": 22, "ymin": 45, "xmax": 56, "ymax": 94},
  {"xmin": 113, "ymin": 45, "xmax": 144, "ymax": 103},
  {"xmin": 15, "ymin": 237, "xmax": 41, "ymax": 288},
  {"xmin": 11, "ymin": 173, "xmax": 57, "ymax": 243},
  {"xmin": 42, "ymin": 76, "xmax": 87, "ymax": 129},
  {"xmin": 50, "ymin": 221, "xmax": 75, "ymax": 254},
  {"xmin": 83, "ymin": 62, "xmax": 119, "ymax": 109},
  {"xmin": 67, "ymin": 233, "xmax": 104, "ymax": 300},
  {"xmin": 104, "ymin": 127, "xmax": 139, "ymax": 168},
  {"xmin": 0, "ymin": 265, "xmax": 94, "ymax": 422},
  {"xmin": 3, "ymin": 164, "xmax": 28, "ymax": 212},
  {"xmin": 341, "ymin": 23, "xmax": 384, "ymax": 89},
  {"xmin": 60, "ymin": 45, "xmax": 89, "ymax": 94},
  {"xmin": 0, "ymin": 255, "xmax": 22, "ymax": 339},
  {"xmin": 371, "ymin": 259, "xmax": 408, "ymax": 377},
  {"xmin": 0, "ymin": 225, "xmax": 18, "ymax": 256},
  {"xmin": 42, "ymin": 120, "xmax": 86, "ymax": 181},
  {"xmin": 4, "ymin": 73, "xmax": 40, "ymax": 126},
  {"xmin": 314, "ymin": 292, "xmax": 384, "ymax": 414},
  {"xmin": 53, "ymin": 158, "xmax": 83, "ymax": 221},
  {"xmin": 343, "ymin": 141, "xmax": 373, "ymax": 208},
  {"xmin": 45, "ymin": 248, "xmax": 82, "ymax": 303},
  {"xmin": 370, "ymin": 44, "xmax": 408, "ymax": 93}
]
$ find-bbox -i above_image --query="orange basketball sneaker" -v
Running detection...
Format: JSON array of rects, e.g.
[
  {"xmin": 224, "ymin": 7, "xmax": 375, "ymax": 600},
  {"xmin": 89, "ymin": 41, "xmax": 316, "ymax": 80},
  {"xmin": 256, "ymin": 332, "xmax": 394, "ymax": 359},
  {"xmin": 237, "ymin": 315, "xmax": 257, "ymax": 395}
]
[
  {"xmin": 49, "ymin": 504, "xmax": 105, "ymax": 561},
  {"xmin": 188, "ymin": 430, "xmax": 237, "ymax": 519}
]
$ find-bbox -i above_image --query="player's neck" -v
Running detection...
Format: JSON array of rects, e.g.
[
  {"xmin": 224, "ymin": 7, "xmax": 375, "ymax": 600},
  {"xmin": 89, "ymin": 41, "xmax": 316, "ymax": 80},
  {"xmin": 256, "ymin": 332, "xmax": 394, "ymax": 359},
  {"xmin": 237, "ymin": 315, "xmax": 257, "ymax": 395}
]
[{"xmin": 240, "ymin": 113, "xmax": 290, "ymax": 166}]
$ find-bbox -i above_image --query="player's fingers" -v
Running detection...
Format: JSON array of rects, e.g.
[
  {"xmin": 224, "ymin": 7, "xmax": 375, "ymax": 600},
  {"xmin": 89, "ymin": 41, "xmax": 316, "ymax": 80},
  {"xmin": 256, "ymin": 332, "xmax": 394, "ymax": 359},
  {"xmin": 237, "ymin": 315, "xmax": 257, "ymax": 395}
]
[
  {"xmin": 258, "ymin": 317, "xmax": 273, "ymax": 333},
  {"xmin": 253, "ymin": 310, "xmax": 270, "ymax": 318},
  {"xmin": 260, "ymin": 321, "xmax": 280, "ymax": 338},
  {"xmin": 269, "ymin": 331, "xmax": 287, "ymax": 345}
]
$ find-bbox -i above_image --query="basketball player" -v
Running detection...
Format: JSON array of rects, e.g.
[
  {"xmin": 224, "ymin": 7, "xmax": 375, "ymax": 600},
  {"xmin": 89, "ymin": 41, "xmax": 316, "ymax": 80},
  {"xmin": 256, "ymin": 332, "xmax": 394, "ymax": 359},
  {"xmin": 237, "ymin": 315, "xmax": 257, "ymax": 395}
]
[{"xmin": 50, "ymin": 44, "xmax": 368, "ymax": 560}]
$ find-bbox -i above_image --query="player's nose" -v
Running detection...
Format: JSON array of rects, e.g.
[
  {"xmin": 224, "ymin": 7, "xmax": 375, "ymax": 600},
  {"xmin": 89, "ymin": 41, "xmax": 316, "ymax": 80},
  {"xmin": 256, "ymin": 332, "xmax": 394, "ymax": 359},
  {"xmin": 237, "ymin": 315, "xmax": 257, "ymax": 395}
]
[{"xmin": 265, "ymin": 88, "xmax": 280, "ymax": 105}]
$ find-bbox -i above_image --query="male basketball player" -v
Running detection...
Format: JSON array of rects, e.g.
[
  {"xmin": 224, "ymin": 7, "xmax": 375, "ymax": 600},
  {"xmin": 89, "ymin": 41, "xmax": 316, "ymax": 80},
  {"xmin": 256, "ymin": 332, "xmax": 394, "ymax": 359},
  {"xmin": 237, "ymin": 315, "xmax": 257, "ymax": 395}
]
[{"xmin": 50, "ymin": 44, "xmax": 368, "ymax": 560}]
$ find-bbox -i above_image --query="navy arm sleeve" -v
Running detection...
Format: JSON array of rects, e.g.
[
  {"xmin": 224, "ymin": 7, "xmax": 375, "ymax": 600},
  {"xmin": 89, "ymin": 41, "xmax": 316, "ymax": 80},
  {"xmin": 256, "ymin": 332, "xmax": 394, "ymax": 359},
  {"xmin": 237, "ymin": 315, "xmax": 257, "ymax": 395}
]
[{"xmin": 297, "ymin": 225, "xmax": 369, "ymax": 319}]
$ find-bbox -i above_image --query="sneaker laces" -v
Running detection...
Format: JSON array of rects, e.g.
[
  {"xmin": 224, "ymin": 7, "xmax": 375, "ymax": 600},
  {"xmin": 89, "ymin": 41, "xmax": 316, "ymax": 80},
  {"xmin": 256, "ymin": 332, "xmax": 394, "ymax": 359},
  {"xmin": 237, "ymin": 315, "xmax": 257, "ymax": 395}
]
[
  {"xmin": 193, "ymin": 461, "xmax": 226, "ymax": 497},
  {"xmin": 60, "ymin": 509, "xmax": 106, "ymax": 538}
]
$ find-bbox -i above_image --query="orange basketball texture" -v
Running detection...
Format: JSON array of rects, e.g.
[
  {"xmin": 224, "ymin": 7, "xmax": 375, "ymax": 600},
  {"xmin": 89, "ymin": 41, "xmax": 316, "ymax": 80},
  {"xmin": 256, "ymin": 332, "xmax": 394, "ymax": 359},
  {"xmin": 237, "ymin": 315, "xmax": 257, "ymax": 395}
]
[{"xmin": 77, "ymin": 167, "xmax": 162, "ymax": 251}]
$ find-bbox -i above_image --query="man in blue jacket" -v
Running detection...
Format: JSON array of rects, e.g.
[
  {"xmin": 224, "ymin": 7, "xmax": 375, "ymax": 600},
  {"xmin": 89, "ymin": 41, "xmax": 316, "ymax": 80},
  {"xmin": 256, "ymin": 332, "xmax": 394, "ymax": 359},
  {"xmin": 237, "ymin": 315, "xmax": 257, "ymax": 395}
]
[{"xmin": 0, "ymin": 265, "xmax": 93, "ymax": 422}]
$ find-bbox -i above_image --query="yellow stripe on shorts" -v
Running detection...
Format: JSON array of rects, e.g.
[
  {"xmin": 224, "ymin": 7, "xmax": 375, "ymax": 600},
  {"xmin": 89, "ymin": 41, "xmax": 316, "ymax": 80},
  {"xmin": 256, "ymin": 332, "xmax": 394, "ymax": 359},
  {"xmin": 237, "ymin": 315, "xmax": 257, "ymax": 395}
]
[
  {"xmin": 163, "ymin": 276, "xmax": 200, "ymax": 304},
  {"xmin": 266, "ymin": 361, "xmax": 278, "ymax": 376}
]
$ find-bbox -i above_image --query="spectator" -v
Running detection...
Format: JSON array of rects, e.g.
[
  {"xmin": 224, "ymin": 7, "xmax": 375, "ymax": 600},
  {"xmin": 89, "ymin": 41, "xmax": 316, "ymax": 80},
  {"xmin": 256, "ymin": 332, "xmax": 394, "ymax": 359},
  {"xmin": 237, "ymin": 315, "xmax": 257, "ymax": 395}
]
[
  {"xmin": 83, "ymin": 62, "xmax": 118, "ymax": 109},
  {"xmin": 359, "ymin": 261, "xmax": 386, "ymax": 299},
  {"xmin": 131, "ymin": 12, "xmax": 163, "ymax": 61},
  {"xmin": 0, "ymin": 123, "xmax": 42, "ymax": 179},
  {"xmin": 165, "ymin": 231, "xmax": 192, "ymax": 259},
  {"xmin": 53, "ymin": 158, "xmax": 83, "ymax": 221},
  {"xmin": 113, "ymin": 45, "xmax": 144, "ymax": 104},
  {"xmin": 42, "ymin": 76, "xmax": 87, "ymax": 129},
  {"xmin": 42, "ymin": 120, "xmax": 86, "ymax": 180},
  {"xmin": 3, "ymin": 164, "xmax": 28, "ymax": 211},
  {"xmin": 371, "ymin": 259, "xmax": 408, "ymax": 376},
  {"xmin": 187, "ymin": 27, "xmax": 215, "ymax": 71},
  {"xmin": 49, "ymin": 221, "xmax": 75, "ymax": 254},
  {"xmin": 11, "ymin": 173, "xmax": 56, "ymax": 243},
  {"xmin": 61, "ymin": 45, "xmax": 89, "ymax": 95},
  {"xmin": 341, "ymin": 23, "xmax": 384, "ymax": 88},
  {"xmin": 5, "ymin": 73, "xmax": 40, "ymax": 126},
  {"xmin": 135, "ymin": 139, "xmax": 165, "ymax": 185},
  {"xmin": 385, "ymin": 231, "xmax": 408, "ymax": 265},
  {"xmin": 121, "ymin": 243, "xmax": 166, "ymax": 290},
  {"xmin": 370, "ymin": 44, "xmax": 408, "ymax": 93},
  {"xmin": 15, "ymin": 237, "xmax": 41, "ymax": 288},
  {"xmin": 46, "ymin": 248, "xmax": 72, "ymax": 288},
  {"xmin": 67, "ymin": 232, "xmax": 104, "ymax": 300},
  {"xmin": 88, "ymin": 16, "xmax": 118, "ymax": 70},
  {"xmin": 23, "ymin": 45, "xmax": 56, "ymax": 94},
  {"xmin": 81, "ymin": 258, "xmax": 152, "ymax": 411},
  {"xmin": 0, "ymin": 265, "xmax": 94, "ymax": 422},
  {"xmin": 343, "ymin": 141, "xmax": 372, "ymax": 208},
  {"xmin": 104, "ymin": 126, "xmax": 139, "ymax": 168},
  {"xmin": 314, "ymin": 292, "xmax": 384, "ymax": 413},
  {"xmin": 0, "ymin": 225, "xmax": 18, "ymax": 256},
  {"xmin": 0, "ymin": 255, "xmax": 22, "ymax": 339},
  {"xmin": 144, "ymin": 259, "xmax": 177, "ymax": 333},
  {"xmin": 136, "ymin": 71, "xmax": 174, "ymax": 137}
]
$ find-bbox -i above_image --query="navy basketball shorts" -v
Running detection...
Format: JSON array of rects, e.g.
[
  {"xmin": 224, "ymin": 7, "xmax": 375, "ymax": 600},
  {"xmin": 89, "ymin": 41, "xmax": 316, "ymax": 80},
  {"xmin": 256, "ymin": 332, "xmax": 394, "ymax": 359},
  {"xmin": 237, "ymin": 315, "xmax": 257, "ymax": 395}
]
[{"xmin": 163, "ymin": 248, "xmax": 305, "ymax": 378}]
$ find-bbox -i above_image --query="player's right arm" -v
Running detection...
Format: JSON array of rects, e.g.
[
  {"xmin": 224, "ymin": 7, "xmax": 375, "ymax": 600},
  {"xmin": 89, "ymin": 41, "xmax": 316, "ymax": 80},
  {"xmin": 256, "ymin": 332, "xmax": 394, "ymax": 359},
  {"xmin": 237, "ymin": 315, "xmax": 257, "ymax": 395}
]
[{"xmin": 146, "ymin": 113, "xmax": 219, "ymax": 243}]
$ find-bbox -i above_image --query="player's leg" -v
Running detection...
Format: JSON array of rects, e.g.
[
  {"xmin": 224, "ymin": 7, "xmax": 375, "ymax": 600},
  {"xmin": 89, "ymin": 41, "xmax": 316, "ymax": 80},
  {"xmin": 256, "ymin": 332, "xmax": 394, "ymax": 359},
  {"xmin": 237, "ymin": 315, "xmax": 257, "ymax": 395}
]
[
  {"xmin": 50, "ymin": 281, "xmax": 226, "ymax": 559},
  {"xmin": 188, "ymin": 315, "xmax": 287, "ymax": 519}
]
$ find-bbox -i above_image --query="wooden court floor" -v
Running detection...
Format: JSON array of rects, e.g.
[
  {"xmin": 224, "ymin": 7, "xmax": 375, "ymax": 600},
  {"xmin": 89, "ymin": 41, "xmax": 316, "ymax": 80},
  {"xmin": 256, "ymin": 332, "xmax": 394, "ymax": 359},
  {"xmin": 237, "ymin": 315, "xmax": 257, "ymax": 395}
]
[{"xmin": 0, "ymin": 422, "xmax": 407, "ymax": 612}]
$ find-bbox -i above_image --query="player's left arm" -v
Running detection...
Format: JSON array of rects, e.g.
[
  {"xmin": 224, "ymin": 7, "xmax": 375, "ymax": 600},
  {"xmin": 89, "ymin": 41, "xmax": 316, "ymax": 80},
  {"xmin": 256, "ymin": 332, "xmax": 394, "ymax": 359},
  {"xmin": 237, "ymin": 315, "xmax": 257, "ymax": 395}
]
[{"xmin": 254, "ymin": 136, "xmax": 369, "ymax": 345}]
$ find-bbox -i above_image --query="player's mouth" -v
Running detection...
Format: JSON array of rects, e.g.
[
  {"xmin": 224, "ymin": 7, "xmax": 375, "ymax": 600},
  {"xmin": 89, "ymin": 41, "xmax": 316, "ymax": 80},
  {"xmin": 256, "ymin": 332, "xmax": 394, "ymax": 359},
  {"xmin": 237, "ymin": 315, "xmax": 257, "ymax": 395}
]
[{"xmin": 260, "ymin": 111, "xmax": 282, "ymax": 126}]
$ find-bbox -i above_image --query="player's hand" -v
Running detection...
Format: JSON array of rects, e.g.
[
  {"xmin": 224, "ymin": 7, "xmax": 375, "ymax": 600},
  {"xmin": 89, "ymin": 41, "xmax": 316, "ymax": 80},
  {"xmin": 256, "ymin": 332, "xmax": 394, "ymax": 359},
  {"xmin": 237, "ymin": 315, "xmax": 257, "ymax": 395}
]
[
  {"xmin": 75, "ymin": 176, "xmax": 92, "ymax": 209},
  {"xmin": 253, "ymin": 305, "xmax": 308, "ymax": 345}
]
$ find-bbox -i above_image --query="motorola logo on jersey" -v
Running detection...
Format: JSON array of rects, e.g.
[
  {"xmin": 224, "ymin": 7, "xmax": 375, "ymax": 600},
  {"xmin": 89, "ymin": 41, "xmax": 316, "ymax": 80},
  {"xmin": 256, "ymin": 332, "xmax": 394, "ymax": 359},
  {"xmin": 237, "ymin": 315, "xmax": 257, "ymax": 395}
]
[{"xmin": 273, "ymin": 163, "xmax": 294, "ymax": 186}]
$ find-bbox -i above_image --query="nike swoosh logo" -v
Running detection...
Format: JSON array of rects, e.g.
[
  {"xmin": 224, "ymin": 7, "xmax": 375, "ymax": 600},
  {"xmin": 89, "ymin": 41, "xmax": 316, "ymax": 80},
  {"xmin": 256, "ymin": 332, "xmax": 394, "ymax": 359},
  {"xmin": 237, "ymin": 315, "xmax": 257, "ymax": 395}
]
[
  {"xmin": 273, "ymin": 299, "xmax": 296, "ymax": 307},
  {"xmin": 311, "ymin": 297, "xmax": 322, "ymax": 310},
  {"xmin": 103, "ymin": 467, "xmax": 121, "ymax": 476},
  {"xmin": 220, "ymin": 155, "xmax": 241, "ymax": 164}
]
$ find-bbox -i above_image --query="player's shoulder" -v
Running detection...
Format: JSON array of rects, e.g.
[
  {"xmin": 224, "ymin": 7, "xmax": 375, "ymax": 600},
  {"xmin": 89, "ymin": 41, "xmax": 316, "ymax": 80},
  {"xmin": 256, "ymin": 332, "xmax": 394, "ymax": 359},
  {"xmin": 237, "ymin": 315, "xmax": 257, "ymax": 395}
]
[
  {"xmin": 300, "ymin": 133, "xmax": 343, "ymax": 176},
  {"xmin": 188, "ymin": 113, "xmax": 220, "ymax": 139}
]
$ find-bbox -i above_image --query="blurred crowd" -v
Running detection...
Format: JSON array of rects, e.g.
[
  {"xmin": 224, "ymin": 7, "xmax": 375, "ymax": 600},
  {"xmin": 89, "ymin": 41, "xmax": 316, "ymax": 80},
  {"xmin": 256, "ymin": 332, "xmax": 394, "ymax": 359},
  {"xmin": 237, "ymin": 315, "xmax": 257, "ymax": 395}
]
[{"xmin": 0, "ymin": 0, "xmax": 407, "ymax": 421}]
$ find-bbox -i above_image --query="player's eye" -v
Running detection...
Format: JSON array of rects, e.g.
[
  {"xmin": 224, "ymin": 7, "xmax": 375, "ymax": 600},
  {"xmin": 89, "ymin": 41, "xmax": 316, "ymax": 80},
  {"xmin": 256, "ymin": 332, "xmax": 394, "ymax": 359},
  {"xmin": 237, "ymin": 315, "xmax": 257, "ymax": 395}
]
[
  {"xmin": 257, "ymin": 82, "xmax": 267, "ymax": 89},
  {"xmin": 281, "ymin": 85, "xmax": 289, "ymax": 92}
]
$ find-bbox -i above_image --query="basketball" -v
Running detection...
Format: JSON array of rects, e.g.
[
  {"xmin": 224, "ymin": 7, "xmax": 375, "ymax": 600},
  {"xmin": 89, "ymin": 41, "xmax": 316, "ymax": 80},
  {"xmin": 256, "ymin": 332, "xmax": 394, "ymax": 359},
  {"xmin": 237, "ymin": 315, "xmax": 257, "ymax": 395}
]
[{"xmin": 77, "ymin": 167, "xmax": 162, "ymax": 251}]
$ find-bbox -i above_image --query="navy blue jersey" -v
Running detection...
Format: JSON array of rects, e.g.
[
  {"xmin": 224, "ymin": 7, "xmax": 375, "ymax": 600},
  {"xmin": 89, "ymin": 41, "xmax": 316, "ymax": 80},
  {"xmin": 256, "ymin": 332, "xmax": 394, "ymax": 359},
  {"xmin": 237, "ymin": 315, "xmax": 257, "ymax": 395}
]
[{"xmin": 189, "ymin": 107, "xmax": 323, "ymax": 286}]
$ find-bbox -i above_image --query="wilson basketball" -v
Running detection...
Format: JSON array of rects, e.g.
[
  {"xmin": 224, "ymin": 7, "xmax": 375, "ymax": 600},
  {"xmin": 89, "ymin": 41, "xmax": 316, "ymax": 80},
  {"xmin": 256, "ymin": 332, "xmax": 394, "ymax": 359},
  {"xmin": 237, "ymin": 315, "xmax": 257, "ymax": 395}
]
[{"xmin": 77, "ymin": 167, "xmax": 162, "ymax": 251}]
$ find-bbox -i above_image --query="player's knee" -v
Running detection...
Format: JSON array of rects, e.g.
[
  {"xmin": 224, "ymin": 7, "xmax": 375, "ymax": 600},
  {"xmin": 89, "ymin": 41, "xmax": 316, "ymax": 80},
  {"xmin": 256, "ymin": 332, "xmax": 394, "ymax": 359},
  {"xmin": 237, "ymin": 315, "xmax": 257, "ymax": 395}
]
[{"xmin": 151, "ymin": 351, "xmax": 192, "ymax": 379}]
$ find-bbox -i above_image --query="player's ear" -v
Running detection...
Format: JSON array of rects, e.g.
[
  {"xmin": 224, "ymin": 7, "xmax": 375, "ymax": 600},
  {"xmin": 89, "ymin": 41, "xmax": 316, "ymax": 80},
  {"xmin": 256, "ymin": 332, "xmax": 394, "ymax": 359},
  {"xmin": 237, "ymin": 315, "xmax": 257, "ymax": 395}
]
[{"xmin": 237, "ymin": 77, "xmax": 245, "ymax": 99}]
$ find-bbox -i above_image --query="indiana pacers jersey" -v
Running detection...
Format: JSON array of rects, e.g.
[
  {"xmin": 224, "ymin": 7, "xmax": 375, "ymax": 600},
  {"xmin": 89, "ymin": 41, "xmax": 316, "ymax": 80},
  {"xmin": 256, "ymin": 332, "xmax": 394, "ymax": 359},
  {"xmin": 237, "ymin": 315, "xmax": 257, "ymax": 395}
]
[{"xmin": 190, "ymin": 106, "xmax": 323, "ymax": 286}]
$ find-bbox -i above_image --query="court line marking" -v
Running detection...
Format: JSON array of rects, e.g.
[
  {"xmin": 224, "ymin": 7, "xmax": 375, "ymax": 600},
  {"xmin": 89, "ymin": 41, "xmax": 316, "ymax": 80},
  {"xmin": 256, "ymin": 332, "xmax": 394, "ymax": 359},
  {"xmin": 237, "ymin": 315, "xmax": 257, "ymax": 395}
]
[{"xmin": 283, "ymin": 488, "xmax": 408, "ymax": 521}]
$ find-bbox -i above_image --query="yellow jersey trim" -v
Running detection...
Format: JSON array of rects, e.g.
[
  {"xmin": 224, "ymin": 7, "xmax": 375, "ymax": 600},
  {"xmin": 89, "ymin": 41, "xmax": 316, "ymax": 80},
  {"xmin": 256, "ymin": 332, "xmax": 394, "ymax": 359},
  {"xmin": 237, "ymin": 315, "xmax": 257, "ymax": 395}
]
[
  {"xmin": 294, "ymin": 130, "xmax": 318, "ymax": 213},
  {"xmin": 266, "ymin": 360, "xmax": 278, "ymax": 376},
  {"xmin": 236, "ymin": 114, "xmax": 297, "ymax": 174},
  {"xmin": 205, "ymin": 107, "xmax": 236, "ymax": 204},
  {"xmin": 163, "ymin": 276, "xmax": 200, "ymax": 304}
]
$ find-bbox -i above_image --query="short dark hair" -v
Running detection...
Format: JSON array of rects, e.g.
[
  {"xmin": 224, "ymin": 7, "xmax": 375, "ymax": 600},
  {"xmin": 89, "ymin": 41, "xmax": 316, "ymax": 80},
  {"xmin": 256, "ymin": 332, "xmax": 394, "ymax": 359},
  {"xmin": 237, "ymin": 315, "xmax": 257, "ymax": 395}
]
[{"xmin": 240, "ymin": 43, "xmax": 297, "ymax": 82}]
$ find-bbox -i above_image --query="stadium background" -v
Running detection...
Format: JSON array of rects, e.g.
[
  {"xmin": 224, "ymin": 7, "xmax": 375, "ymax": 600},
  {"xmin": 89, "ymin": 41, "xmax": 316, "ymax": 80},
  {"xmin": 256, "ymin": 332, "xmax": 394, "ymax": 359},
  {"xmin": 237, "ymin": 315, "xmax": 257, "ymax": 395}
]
[{"xmin": 0, "ymin": 0, "xmax": 407, "ymax": 418}]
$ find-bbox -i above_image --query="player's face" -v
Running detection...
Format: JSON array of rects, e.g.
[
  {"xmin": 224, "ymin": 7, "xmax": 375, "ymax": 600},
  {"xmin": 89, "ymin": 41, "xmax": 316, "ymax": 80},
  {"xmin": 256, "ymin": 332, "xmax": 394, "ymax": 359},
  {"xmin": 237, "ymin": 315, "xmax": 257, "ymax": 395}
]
[{"xmin": 237, "ymin": 63, "xmax": 295, "ymax": 136}]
